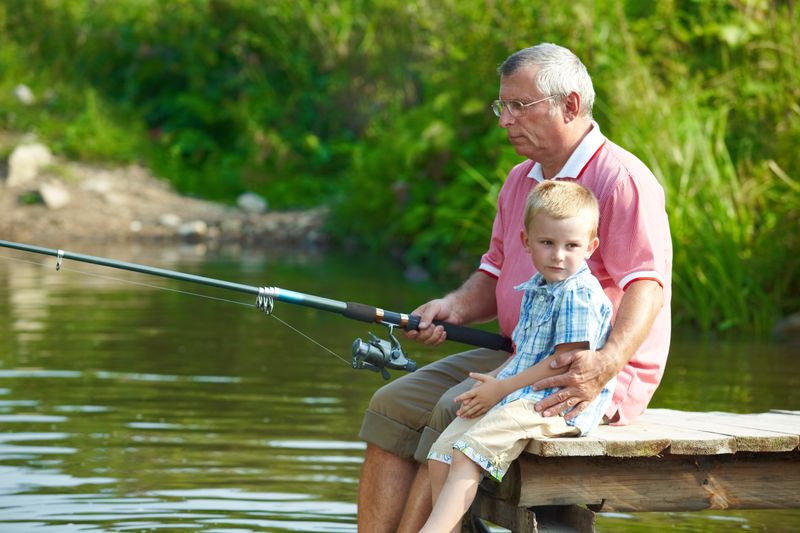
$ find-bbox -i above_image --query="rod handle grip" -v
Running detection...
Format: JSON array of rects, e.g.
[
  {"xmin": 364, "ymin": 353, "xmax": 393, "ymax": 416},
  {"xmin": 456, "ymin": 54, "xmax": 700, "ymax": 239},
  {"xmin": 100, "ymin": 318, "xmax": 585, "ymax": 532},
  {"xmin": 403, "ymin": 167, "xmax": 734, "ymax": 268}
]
[
  {"xmin": 406, "ymin": 316, "xmax": 513, "ymax": 353},
  {"xmin": 344, "ymin": 302, "xmax": 513, "ymax": 353}
]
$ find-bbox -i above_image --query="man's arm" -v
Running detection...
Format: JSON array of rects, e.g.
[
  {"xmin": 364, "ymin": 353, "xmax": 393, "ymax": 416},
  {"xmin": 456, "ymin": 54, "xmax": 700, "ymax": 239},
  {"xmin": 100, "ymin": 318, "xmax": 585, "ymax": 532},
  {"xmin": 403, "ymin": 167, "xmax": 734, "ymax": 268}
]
[
  {"xmin": 533, "ymin": 279, "xmax": 664, "ymax": 419},
  {"xmin": 405, "ymin": 271, "xmax": 498, "ymax": 345}
]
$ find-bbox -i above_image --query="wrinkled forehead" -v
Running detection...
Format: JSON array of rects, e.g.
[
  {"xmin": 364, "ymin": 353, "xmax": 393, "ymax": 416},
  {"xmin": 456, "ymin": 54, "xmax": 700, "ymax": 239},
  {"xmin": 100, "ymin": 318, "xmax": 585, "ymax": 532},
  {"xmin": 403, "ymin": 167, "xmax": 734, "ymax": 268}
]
[{"xmin": 499, "ymin": 66, "xmax": 542, "ymax": 99}]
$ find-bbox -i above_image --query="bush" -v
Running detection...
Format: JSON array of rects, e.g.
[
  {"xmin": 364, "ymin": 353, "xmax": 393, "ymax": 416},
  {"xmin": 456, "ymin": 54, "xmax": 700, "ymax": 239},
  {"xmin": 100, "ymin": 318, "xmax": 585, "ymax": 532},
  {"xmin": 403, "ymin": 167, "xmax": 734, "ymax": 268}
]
[{"xmin": 0, "ymin": 0, "xmax": 797, "ymax": 333}]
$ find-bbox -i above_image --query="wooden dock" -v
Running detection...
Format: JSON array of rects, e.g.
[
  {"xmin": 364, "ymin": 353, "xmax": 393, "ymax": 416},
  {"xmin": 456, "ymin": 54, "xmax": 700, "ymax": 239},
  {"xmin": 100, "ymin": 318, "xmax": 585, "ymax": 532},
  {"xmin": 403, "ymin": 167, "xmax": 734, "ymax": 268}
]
[{"xmin": 467, "ymin": 409, "xmax": 800, "ymax": 532}]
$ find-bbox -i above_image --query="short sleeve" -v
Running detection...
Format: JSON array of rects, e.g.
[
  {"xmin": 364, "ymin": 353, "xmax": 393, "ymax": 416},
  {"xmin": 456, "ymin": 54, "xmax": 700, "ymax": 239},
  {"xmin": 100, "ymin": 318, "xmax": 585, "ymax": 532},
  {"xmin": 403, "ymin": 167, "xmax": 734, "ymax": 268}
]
[
  {"xmin": 597, "ymin": 175, "xmax": 670, "ymax": 290},
  {"xmin": 479, "ymin": 196, "xmax": 506, "ymax": 278},
  {"xmin": 553, "ymin": 287, "xmax": 611, "ymax": 350}
]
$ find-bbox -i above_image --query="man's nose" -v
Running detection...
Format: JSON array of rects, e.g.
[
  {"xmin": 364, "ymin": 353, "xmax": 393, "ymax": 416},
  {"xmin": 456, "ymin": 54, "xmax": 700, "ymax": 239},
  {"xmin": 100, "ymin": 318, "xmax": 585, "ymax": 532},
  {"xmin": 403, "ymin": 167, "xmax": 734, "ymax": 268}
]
[{"xmin": 498, "ymin": 107, "xmax": 514, "ymax": 127}]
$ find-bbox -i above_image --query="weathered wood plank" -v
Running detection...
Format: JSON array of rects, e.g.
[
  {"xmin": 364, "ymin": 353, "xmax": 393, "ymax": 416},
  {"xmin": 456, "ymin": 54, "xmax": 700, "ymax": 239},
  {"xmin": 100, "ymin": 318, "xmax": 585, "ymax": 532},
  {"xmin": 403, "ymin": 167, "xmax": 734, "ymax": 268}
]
[
  {"xmin": 770, "ymin": 409, "xmax": 800, "ymax": 416},
  {"xmin": 528, "ymin": 505, "xmax": 596, "ymax": 532},
  {"xmin": 510, "ymin": 452, "xmax": 800, "ymax": 512},
  {"xmin": 524, "ymin": 410, "xmax": 800, "ymax": 458},
  {"xmin": 469, "ymin": 493, "xmax": 596, "ymax": 533},
  {"xmin": 670, "ymin": 409, "xmax": 800, "ymax": 433},
  {"xmin": 470, "ymin": 493, "xmax": 538, "ymax": 532},
  {"xmin": 524, "ymin": 421, "xmax": 671, "ymax": 457},
  {"xmin": 638, "ymin": 410, "xmax": 799, "ymax": 452},
  {"xmin": 525, "ymin": 418, "xmax": 735, "ymax": 457},
  {"xmin": 703, "ymin": 411, "xmax": 800, "ymax": 436}
]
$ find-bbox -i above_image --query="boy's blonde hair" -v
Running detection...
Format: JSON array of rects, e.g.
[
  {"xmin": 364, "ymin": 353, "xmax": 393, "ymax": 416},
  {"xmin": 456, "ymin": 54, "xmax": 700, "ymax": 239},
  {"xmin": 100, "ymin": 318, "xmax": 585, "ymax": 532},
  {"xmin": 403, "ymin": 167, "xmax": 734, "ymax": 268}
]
[{"xmin": 524, "ymin": 180, "xmax": 599, "ymax": 239}]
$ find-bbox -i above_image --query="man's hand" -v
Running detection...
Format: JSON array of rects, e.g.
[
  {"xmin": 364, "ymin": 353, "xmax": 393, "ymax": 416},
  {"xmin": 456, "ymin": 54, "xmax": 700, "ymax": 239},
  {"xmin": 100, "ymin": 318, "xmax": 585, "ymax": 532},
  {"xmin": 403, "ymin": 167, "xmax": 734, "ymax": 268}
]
[
  {"xmin": 532, "ymin": 347, "xmax": 613, "ymax": 420},
  {"xmin": 404, "ymin": 271, "xmax": 498, "ymax": 347},
  {"xmin": 404, "ymin": 298, "xmax": 459, "ymax": 346},
  {"xmin": 533, "ymin": 279, "xmax": 664, "ymax": 420},
  {"xmin": 454, "ymin": 373, "xmax": 505, "ymax": 419}
]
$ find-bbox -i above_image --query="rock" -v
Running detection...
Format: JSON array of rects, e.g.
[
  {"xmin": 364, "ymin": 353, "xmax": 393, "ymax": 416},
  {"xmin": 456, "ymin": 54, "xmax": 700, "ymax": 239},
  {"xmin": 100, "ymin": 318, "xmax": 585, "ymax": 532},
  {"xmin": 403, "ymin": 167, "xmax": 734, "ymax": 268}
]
[
  {"xmin": 7, "ymin": 143, "xmax": 53, "ymax": 186},
  {"xmin": 220, "ymin": 217, "xmax": 243, "ymax": 237},
  {"xmin": 404, "ymin": 264, "xmax": 430, "ymax": 283},
  {"xmin": 158, "ymin": 213, "xmax": 182, "ymax": 228},
  {"xmin": 38, "ymin": 180, "xmax": 70, "ymax": 209},
  {"xmin": 774, "ymin": 312, "xmax": 800, "ymax": 342},
  {"xmin": 81, "ymin": 176, "xmax": 113, "ymax": 195},
  {"xmin": 13, "ymin": 84, "xmax": 35, "ymax": 105},
  {"xmin": 237, "ymin": 192, "xmax": 268, "ymax": 214},
  {"xmin": 178, "ymin": 220, "xmax": 208, "ymax": 241}
]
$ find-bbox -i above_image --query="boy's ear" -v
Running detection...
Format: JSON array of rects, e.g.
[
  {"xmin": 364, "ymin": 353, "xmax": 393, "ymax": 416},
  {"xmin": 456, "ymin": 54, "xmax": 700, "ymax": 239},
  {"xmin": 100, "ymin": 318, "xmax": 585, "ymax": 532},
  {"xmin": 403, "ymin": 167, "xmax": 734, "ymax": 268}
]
[
  {"xmin": 585, "ymin": 236, "xmax": 600, "ymax": 258},
  {"xmin": 520, "ymin": 229, "xmax": 530, "ymax": 250}
]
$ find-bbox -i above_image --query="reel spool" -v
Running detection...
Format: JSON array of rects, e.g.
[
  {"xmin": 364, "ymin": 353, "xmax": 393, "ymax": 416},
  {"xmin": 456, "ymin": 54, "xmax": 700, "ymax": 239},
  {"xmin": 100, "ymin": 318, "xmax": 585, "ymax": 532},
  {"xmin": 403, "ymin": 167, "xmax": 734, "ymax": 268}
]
[{"xmin": 351, "ymin": 324, "xmax": 417, "ymax": 380}]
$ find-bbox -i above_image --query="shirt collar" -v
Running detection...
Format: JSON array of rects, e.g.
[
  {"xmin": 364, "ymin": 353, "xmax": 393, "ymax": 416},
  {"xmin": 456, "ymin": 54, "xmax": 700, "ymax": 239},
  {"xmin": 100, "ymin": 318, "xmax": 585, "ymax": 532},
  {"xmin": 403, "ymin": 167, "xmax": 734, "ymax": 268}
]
[
  {"xmin": 515, "ymin": 262, "xmax": 591, "ymax": 293},
  {"xmin": 527, "ymin": 121, "xmax": 605, "ymax": 182}
]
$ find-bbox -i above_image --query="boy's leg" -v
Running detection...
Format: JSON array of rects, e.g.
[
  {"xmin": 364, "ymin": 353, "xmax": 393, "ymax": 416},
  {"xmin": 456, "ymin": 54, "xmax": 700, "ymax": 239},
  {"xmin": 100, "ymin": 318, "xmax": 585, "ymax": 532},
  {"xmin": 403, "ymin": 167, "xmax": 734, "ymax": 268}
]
[
  {"xmin": 360, "ymin": 348, "xmax": 506, "ymax": 533},
  {"xmin": 428, "ymin": 460, "xmax": 450, "ymax": 503},
  {"xmin": 414, "ymin": 410, "xmax": 486, "ymax": 533},
  {"xmin": 420, "ymin": 451, "xmax": 482, "ymax": 533},
  {"xmin": 397, "ymin": 377, "xmax": 491, "ymax": 533}
]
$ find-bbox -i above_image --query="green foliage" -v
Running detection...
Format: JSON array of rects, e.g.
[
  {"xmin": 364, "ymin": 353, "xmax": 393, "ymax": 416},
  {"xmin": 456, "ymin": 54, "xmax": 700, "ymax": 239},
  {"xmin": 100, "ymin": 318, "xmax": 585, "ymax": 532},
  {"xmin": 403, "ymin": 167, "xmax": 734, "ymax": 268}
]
[{"xmin": 0, "ymin": 0, "xmax": 798, "ymax": 334}]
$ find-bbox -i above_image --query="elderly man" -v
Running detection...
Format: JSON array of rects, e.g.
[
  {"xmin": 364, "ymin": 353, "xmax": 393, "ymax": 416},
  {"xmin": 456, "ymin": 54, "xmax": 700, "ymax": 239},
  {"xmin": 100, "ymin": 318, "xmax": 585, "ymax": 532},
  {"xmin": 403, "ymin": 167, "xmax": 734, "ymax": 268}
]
[{"xmin": 357, "ymin": 43, "xmax": 672, "ymax": 532}]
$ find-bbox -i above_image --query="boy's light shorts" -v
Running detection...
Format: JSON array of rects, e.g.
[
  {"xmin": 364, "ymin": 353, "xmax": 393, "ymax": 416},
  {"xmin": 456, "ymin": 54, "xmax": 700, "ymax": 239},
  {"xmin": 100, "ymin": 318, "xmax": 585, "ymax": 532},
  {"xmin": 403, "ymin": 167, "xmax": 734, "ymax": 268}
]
[{"xmin": 427, "ymin": 399, "xmax": 579, "ymax": 482}]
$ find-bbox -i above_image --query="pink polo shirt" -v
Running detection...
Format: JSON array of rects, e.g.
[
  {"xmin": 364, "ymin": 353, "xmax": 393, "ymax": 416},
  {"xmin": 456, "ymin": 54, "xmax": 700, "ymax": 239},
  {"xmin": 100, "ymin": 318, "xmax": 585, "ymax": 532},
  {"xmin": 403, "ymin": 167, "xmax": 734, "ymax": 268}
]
[{"xmin": 479, "ymin": 122, "xmax": 672, "ymax": 425}]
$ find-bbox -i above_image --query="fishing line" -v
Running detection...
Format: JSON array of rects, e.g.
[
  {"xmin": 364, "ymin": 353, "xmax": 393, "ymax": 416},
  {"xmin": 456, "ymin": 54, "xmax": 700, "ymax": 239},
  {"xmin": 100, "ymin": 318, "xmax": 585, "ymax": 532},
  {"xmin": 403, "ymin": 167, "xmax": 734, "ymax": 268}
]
[
  {"xmin": 0, "ymin": 251, "xmax": 351, "ymax": 366},
  {"xmin": 1, "ymin": 238, "xmax": 514, "ymax": 379}
]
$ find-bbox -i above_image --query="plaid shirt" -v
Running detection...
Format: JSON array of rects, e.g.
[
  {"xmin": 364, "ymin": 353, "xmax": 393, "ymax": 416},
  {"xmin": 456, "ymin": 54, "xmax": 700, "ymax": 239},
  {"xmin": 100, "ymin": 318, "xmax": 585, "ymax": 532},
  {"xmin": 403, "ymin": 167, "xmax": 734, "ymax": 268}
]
[{"xmin": 496, "ymin": 262, "xmax": 614, "ymax": 436}]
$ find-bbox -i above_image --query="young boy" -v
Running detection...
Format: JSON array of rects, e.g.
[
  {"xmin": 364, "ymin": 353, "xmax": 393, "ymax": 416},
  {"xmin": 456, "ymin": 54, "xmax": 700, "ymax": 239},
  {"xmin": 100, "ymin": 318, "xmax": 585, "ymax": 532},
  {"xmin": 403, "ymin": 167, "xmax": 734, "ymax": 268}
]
[{"xmin": 419, "ymin": 180, "xmax": 615, "ymax": 533}]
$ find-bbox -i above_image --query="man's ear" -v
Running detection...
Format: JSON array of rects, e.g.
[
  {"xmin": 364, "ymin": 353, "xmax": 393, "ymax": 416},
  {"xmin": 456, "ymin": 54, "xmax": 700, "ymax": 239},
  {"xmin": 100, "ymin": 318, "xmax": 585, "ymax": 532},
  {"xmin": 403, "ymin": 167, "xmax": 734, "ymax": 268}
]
[
  {"xmin": 585, "ymin": 236, "xmax": 599, "ymax": 258},
  {"xmin": 563, "ymin": 92, "xmax": 581, "ymax": 122}
]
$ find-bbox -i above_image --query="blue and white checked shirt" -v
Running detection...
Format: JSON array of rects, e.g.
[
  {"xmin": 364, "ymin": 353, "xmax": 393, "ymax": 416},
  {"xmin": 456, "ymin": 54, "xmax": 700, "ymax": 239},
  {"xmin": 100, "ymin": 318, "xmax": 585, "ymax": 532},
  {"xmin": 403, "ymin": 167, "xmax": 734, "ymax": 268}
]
[{"xmin": 495, "ymin": 262, "xmax": 614, "ymax": 436}]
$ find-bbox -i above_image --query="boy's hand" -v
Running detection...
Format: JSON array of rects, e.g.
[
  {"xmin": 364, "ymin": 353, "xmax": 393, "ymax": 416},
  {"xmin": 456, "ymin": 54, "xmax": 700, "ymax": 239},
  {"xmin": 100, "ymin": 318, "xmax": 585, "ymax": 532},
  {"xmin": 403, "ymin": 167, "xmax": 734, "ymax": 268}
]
[{"xmin": 454, "ymin": 373, "xmax": 505, "ymax": 419}]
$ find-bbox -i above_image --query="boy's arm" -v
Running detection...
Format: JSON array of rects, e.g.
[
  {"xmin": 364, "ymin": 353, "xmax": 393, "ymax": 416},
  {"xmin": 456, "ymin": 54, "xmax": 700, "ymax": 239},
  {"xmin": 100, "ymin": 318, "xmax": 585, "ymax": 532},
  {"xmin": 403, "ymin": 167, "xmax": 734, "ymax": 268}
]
[
  {"xmin": 496, "ymin": 341, "xmax": 588, "ymax": 395},
  {"xmin": 455, "ymin": 342, "xmax": 587, "ymax": 418},
  {"xmin": 454, "ymin": 354, "xmax": 514, "ymax": 416}
]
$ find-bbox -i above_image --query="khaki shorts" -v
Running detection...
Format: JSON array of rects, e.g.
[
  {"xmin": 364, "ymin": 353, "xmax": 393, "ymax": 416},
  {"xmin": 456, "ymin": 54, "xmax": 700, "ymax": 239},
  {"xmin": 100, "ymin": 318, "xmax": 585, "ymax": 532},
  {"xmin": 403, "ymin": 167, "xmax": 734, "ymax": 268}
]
[
  {"xmin": 428, "ymin": 399, "xmax": 579, "ymax": 481},
  {"xmin": 358, "ymin": 348, "xmax": 509, "ymax": 463}
]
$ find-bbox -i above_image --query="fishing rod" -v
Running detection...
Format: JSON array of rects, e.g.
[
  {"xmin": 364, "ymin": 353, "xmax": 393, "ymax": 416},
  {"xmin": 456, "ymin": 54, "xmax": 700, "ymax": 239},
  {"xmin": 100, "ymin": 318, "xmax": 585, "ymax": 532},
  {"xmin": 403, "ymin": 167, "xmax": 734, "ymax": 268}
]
[{"xmin": 0, "ymin": 239, "xmax": 513, "ymax": 379}]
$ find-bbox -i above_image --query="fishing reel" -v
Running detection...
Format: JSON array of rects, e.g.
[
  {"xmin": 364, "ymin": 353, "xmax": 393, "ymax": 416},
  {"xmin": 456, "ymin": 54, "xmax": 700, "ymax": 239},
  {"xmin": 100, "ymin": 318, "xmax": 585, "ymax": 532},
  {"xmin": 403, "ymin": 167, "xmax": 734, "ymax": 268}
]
[{"xmin": 351, "ymin": 323, "xmax": 417, "ymax": 380}]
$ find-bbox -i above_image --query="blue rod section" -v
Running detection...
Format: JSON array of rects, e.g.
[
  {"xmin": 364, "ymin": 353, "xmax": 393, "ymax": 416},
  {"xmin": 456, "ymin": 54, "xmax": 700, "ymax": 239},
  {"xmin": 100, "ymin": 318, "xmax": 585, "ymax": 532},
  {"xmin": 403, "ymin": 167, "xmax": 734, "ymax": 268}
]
[{"xmin": 0, "ymin": 240, "xmax": 346, "ymax": 313}]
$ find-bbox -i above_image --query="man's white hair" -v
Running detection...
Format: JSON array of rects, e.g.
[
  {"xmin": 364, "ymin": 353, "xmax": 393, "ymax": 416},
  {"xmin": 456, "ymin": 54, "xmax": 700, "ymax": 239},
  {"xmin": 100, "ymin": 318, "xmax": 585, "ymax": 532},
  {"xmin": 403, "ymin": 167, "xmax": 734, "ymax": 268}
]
[{"xmin": 499, "ymin": 43, "xmax": 595, "ymax": 119}]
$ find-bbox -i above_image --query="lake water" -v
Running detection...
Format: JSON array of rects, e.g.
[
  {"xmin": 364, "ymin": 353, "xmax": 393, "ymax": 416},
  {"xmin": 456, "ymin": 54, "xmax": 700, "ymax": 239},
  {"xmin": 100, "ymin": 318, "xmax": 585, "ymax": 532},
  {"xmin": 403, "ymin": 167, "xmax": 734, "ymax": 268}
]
[{"xmin": 0, "ymin": 243, "xmax": 798, "ymax": 532}]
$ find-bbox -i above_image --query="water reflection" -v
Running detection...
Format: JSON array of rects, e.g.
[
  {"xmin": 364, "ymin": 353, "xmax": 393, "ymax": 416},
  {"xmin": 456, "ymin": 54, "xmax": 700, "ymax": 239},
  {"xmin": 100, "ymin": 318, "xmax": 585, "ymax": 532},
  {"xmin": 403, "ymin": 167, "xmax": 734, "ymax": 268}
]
[{"xmin": 0, "ymin": 244, "xmax": 799, "ymax": 532}]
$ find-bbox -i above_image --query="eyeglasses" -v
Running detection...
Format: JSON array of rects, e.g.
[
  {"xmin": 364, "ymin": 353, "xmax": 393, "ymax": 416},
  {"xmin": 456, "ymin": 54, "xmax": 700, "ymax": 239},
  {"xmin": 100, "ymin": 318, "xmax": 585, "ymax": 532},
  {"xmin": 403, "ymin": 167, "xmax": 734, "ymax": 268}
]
[{"xmin": 491, "ymin": 95, "xmax": 558, "ymax": 117}]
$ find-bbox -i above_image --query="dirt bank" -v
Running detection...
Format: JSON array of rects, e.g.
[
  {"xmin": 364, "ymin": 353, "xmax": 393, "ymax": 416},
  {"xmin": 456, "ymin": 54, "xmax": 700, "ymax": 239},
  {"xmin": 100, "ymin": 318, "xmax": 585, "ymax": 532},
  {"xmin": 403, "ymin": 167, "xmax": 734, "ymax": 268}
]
[{"xmin": 0, "ymin": 154, "xmax": 328, "ymax": 250}]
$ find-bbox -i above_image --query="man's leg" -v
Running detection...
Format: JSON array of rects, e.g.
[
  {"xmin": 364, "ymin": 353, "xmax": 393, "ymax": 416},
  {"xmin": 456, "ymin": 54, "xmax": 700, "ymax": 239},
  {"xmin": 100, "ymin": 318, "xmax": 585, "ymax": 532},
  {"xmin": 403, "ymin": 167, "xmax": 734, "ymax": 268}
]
[
  {"xmin": 396, "ymin": 463, "xmax": 432, "ymax": 533},
  {"xmin": 357, "ymin": 348, "xmax": 508, "ymax": 532},
  {"xmin": 357, "ymin": 444, "xmax": 417, "ymax": 533}
]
